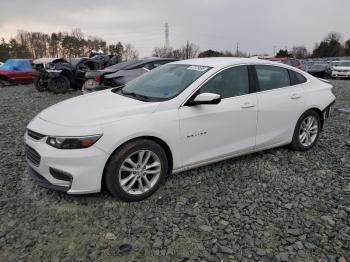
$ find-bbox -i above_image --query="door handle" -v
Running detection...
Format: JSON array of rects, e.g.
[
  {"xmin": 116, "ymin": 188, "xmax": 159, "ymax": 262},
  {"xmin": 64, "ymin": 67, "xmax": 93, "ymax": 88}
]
[
  {"xmin": 291, "ymin": 93, "xmax": 302, "ymax": 99},
  {"xmin": 241, "ymin": 102, "xmax": 256, "ymax": 109}
]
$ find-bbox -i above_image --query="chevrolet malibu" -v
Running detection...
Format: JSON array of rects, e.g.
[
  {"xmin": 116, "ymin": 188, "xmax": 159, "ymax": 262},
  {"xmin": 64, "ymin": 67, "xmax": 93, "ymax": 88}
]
[{"xmin": 25, "ymin": 58, "xmax": 335, "ymax": 201}]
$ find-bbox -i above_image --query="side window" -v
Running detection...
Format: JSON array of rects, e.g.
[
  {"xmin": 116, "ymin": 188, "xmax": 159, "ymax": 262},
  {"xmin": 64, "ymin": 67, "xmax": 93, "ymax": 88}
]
[
  {"xmin": 153, "ymin": 60, "xmax": 171, "ymax": 68},
  {"xmin": 255, "ymin": 65, "xmax": 291, "ymax": 91},
  {"xmin": 199, "ymin": 66, "xmax": 249, "ymax": 99},
  {"xmin": 290, "ymin": 70, "xmax": 307, "ymax": 85},
  {"xmin": 143, "ymin": 62, "xmax": 155, "ymax": 70},
  {"xmin": 285, "ymin": 60, "xmax": 293, "ymax": 66},
  {"xmin": 291, "ymin": 59, "xmax": 300, "ymax": 67}
]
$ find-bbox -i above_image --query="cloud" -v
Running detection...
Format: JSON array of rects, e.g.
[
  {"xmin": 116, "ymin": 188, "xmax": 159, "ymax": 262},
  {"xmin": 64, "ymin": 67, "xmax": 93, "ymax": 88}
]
[{"xmin": 0, "ymin": 0, "xmax": 350, "ymax": 56}]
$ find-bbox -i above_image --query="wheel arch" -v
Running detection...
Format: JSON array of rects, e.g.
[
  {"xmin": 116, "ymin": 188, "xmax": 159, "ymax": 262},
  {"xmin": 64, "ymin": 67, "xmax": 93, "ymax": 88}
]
[
  {"xmin": 0, "ymin": 75, "xmax": 8, "ymax": 81},
  {"xmin": 60, "ymin": 69, "xmax": 74, "ymax": 82},
  {"xmin": 101, "ymin": 135, "xmax": 174, "ymax": 190},
  {"xmin": 303, "ymin": 107, "xmax": 324, "ymax": 130}
]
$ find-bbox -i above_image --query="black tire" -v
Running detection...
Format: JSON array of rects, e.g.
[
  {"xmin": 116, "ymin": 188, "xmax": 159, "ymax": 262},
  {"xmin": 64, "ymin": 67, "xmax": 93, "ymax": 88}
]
[
  {"xmin": 48, "ymin": 75, "xmax": 70, "ymax": 94},
  {"xmin": 34, "ymin": 77, "xmax": 47, "ymax": 92},
  {"xmin": 0, "ymin": 78, "xmax": 9, "ymax": 88},
  {"xmin": 289, "ymin": 110, "xmax": 321, "ymax": 151},
  {"xmin": 104, "ymin": 139, "xmax": 168, "ymax": 202}
]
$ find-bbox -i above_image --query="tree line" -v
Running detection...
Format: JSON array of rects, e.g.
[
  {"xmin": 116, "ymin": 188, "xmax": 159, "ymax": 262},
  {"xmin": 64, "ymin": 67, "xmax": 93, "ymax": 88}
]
[
  {"xmin": 0, "ymin": 28, "xmax": 139, "ymax": 61},
  {"xmin": 276, "ymin": 32, "xmax": 350, "ymax": 59},
  {"xmin": 1, "ymin": 29, "xmax": 350, "ymax": 62}
]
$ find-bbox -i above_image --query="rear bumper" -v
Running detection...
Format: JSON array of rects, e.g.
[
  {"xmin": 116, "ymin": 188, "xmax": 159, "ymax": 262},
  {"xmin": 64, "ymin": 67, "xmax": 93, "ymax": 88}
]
[{"xmin": 322, "ymin": 100, "xmax": 336, "ymax": 120}]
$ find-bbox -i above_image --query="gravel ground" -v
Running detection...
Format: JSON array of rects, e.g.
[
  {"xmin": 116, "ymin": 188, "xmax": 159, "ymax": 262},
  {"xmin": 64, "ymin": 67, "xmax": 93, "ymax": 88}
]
[{"xmin": 0, "ymin": 81, "xmax": 349, "ymax": 262}]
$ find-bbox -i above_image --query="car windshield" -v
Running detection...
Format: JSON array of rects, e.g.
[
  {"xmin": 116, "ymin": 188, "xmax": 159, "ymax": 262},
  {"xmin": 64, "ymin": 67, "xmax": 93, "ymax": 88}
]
[
  {"xmin": 338, "ymin": 61, "xmax": 350, "ymax": 67},
  {"xmin": 114, "ymin": 64, "xmax": 212, "ymax": 101},
  {"xmin": 105, "ymin": 60, "xmax": 141, "ymax": 70},
  {"xmin": 68, "ymin": 58, "xmax": 85, "ymax": 67}
]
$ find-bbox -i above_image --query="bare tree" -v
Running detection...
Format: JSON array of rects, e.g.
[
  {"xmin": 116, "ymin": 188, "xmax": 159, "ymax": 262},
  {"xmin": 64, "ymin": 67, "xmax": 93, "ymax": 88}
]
[
  {"xmin": 291, "ymin": 46, "xmax": 308, "ymax": 59},
  {"xmin": 123, "ymin": 43, "xmax": 139, "ymax": 61},
  {"xmin": 152, "ymin": 46, "xmax": 174, "ymax": 58},
  {"xmin": 181, "ymin": 41, "xmax": 199, "ymax": 59}
]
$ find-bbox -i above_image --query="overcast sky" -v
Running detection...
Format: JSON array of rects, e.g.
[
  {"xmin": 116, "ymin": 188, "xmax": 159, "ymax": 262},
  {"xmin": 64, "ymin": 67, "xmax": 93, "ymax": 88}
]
[{"xmin": 1, "ymin": 0, "xmax": 350, "ymax": 57}]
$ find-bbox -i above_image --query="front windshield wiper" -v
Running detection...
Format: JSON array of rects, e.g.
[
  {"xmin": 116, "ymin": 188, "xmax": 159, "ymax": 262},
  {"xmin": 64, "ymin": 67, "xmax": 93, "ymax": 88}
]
[{"xmin": 121, "ymin": 90, "xmax": 150, "ymax": 100}]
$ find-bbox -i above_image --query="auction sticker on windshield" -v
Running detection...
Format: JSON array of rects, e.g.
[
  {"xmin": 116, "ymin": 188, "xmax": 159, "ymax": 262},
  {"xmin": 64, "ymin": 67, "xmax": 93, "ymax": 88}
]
[{"xmin": 187, "ymin": 65, "xmax": 209, "ymax": 72}]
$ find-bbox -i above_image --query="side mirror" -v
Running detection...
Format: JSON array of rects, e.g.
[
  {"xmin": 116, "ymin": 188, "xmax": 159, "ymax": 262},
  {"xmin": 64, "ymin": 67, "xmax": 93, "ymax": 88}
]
[
  {"xmin": 12, "ymin": 66, "xmax": 19, "ymax": 71},
  {"xmin": 187, "ymin": 92, "xmax": 221, "ymax": 106}
]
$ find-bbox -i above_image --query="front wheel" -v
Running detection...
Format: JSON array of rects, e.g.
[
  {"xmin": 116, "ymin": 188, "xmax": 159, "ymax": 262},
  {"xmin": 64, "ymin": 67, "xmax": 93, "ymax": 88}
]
[
  {"xmin": 289, "ymin": 110, "xmax": 321, "ymax": 151},
  {"xmin": 34, "ymin": 77, "xmax": 47, "ymax": 92},
  {"xmin": 48, "ymin": 75, "xmax": 70, "ymax": 94},
  {"xmin": 104, "ymin": 139, "xmax": 168, "ymax": 201},
  {"xmin": 0, "ymin": 79, "xmax": 9, "ymax": 88}
]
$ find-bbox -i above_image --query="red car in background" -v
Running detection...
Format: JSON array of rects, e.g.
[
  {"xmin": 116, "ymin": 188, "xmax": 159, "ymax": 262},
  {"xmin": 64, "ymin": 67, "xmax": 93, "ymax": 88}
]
[
  {"xmin": 268, "ymin": 57, "xmax": 305, "ymax": 71},
  {"xmin": 0, "ymin": 59, "xmax": 35, "ymax": 87}
]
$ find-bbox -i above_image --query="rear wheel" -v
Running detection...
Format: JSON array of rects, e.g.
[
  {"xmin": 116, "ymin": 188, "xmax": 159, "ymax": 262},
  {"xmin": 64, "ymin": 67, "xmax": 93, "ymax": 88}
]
[
  {"xmin": 34, "ymin": 77, "xmax": 47, "ymax": 92},
  {"xmin": 48, "ymin": 75, "xmax": 70, "ymax": 94},
  {"xmin": 104, "ymin": 139, "xmax": 168, "ymax": 201},
  {"xmin": 289, "ymin": 110, "xmax": 321, "ymax": 151}
]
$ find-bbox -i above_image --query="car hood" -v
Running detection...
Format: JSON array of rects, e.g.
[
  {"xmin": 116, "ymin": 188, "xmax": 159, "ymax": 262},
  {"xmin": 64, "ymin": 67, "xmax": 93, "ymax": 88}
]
[{"xmin": 38, "ymin": 90, "xmax": 160, "ymax": 127}]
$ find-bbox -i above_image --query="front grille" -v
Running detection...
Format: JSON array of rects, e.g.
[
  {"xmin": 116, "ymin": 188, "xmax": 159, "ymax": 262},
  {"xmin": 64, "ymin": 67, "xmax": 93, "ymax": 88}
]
[
  {"xmin": 25, "ymin": 145, "xmax": 41, "ymax": 167},
  {"xmin": 27, "ymin": 129, "xmax": 45, "ymax": 140}
]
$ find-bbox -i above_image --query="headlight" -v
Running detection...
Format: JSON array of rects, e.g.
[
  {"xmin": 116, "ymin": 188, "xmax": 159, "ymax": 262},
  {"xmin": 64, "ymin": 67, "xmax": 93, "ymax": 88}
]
[
  {"xmin": 46, "ymin": 135, "xmax": 102, "ymax": 149},
  {"xmin": 45, "ymin": 63, "xmax": 56, "ymax": 70}
]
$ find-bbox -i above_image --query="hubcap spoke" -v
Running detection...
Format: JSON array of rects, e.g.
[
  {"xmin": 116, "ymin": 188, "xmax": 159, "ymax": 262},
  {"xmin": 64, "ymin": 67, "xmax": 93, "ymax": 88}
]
[
  {"xmin": 146, "ymin": 161, "xmax": 161, "ymax": 170},
  {"xmin": 141, "ymin": 151, "xmax": 151, "ymax": 167},
  {"xmin": 125, "ymin": 176, "xmax": 138, "ymax": 191},
  {"xmin": 121, "ymin": 165, "xmax": 135, "ymax": 172},
  {"xmin": 143, "ymin": 176, "xmax": 152, "ymax": 189},
  {"xmin": 125, "ymin": 157, "xmax": 138, "ymax": 168}
]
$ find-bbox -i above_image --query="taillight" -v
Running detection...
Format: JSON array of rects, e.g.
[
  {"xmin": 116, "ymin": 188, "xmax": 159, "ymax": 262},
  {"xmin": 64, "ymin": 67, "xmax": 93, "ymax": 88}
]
[{"xmin": 95, "ymin": 75, "xmax": 101, "ymax": 83}]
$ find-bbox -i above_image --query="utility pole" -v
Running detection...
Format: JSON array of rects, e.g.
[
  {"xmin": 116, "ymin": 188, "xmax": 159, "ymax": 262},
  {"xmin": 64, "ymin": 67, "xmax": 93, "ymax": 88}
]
[
  {"xmin": 186, "ymin": 40, "xmax": 189, "ymax": 59},
  {"xmin": 165, "ymin": 23, "xmax": 169, "ymax": 48},
  {"xmin": 236, "ymin": 42, "xmax": 239, "ymax": 57},
  {"xmin": 273, "ymin": 45, "xmax": 277, "ymax": 57}
]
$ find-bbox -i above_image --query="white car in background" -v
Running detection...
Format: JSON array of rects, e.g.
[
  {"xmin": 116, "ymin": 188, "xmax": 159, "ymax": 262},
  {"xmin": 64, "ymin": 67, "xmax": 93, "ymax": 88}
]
[
  {"xmin": 25, "ymin": 58, "xmax": 335, "ymax": 201},
  {"xmin": 331, "ymin": 60, "xmax": 350, "ymax": 79}
]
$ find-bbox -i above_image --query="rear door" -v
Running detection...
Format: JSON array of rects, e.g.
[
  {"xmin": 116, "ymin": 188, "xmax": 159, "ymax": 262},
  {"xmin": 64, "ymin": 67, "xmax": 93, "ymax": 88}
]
[{"xmin": 254, "ymin": 65, "xmax": 306, "ymax": 149}]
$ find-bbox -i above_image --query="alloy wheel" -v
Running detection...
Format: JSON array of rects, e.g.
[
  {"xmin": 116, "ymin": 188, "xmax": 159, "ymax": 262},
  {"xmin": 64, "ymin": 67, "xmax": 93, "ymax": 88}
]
[
  {"xmin": 299, "ymin": 115, "xmax": 319, "ymax": 147},
  {"xmin": 118, "ymin": 150, "xmax": 161, "ymax": 195}
]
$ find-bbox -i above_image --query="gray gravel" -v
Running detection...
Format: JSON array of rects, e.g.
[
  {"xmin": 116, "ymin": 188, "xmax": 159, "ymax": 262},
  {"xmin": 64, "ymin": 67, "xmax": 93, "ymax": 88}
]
[{"xmin": 0, "ymin": 81, "xmax": 349, "ymax": 262}]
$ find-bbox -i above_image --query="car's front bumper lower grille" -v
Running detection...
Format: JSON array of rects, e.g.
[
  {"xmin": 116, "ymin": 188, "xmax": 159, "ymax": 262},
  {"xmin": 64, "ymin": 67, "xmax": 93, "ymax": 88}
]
[
  {"xmin": 25, "ymin": 144, "xmax": 41, "ymax": 167},
  {"xmin": 27, "ymin": 166, "xmax": 71, "ymax": 192}
]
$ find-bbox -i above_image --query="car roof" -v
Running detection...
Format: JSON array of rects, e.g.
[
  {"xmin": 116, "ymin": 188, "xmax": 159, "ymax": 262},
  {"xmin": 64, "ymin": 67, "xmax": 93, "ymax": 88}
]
[
  {"xmin": 171, "ymin": 57, "xmax": 295, "ymax": 69},
  {"xmin": 5, "ymin": 59, "xmax": 32, "ymax": 62}
]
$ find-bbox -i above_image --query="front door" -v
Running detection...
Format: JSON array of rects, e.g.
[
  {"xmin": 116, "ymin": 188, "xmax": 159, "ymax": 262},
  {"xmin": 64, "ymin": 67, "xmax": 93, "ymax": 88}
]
[{"xmin": 179, "ymin": 65, "xmax": 258, "ymax": 168}]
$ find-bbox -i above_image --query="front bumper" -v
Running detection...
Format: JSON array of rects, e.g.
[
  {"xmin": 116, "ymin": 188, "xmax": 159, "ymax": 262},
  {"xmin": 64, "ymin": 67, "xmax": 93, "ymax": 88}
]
[
  {"xmin": 332, "ymin": 71, "xmax": 350, "ymax": 78},
  {"xmin": 24, "ymin": 131, "xmax": 110, "ymax": 194}
]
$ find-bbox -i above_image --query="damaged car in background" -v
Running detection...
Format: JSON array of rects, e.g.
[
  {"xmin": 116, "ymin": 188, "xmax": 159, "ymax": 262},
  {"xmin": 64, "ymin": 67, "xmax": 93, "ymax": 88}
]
[
  {"xmin": 82, "ymin": 58, "xmax": 177, "ymax": 94},
  {"xmin": 33, "ymin": 55, "xmax": 118, "ymax": 94}
]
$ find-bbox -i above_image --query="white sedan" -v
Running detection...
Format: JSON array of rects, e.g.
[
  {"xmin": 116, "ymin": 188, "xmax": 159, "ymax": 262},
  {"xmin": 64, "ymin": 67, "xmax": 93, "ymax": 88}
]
[{"xmin": 25, "ymin": 58, "xmax": 335, "ymax": 201}]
